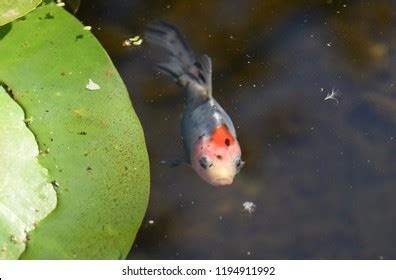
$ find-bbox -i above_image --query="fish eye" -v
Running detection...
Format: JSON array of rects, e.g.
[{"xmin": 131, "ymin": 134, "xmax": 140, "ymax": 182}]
[
  {"xmin": 235, "ymin": 158, "xmax": 245, "ymax": 171},
  {"xmin": 199, "ymin": 156, "xmax": 213, "ymax": 169}
]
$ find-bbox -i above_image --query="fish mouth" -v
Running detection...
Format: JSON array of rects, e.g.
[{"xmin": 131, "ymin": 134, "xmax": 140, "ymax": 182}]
[{"xmin": 213, "ymin": 177, "xmax": 233, "ymax": 186}]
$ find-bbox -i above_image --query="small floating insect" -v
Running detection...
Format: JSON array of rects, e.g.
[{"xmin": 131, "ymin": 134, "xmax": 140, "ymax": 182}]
[
  {"xmin": 145, "ymin": 22, "xmax": 244, "ymax": 186},
  {"xmin": 324, "ymin": 87, "xmax": 340, "ymax": 104}
]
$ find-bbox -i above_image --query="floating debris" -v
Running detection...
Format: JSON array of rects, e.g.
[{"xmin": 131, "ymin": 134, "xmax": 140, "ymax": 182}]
[
  {"xmin": 133, "ymin": 39, "xmax": 143, "ymax": 45},
  {"xmin": 9, "ymin": 235, "xmax": 18, "ymax": 244},
  {"xmin": 122, "ymin": 39, "xmax": 132, "ymax": 47},
  {"xmin": 51, "ymin": 180, "xmax": 60, "ymax": 188},
  {"xmin": 29, "ymin": 207, "xmax": 39, "ymax": 213},
  {"xmin": 148, "ymin": 220, "xmax": 154, "ymax": 225},
  {"xmin": 130, "ymin": 35, "xmax": 140, "ymax": 42},
  {"xmin": 122, "ymin": 35, "xmax": 143, "ymax": 47},
  {"xmin": 85, "ymin": 79, "xmax": 100, "ymax": 91},
  {"xmin": 56, "ymin": 2, "xmax": 65, "ymax": 7},
  {"xmin": 242, "ymin": 201, "xmax": 256, "ymax": 214},
  {"xmin": 324, "ymin": 88, "xmax": 340, "ymax": 104},
  {"xmin": 24, "ymin": 116, "xmax": 33, "ymax": 125},
  {"xmin": 83, "ymin": 26, "xmax": 92, "ymax": 31}
]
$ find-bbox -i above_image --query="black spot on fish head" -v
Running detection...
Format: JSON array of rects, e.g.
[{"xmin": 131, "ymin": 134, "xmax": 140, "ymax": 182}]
[
  {"xmin": 225, "ymin": 138, "xmax": 230, "ymax": 146},
  {"xmin": 216, "ymin": 155, "xmax": 223, "ymax": 160}
]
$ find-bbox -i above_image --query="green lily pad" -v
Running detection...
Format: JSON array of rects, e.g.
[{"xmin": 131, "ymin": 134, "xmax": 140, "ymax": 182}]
[
  {"xmin": 0, "ymin": 86, "xmax": 57, "ymax": 260},
  {"xmin": 0, "ymin": 0, "xmax": 41, "ymax": 26},
  {"xmin": 0, "ymin": 2, "xmax": 149, "ymax": 259}
]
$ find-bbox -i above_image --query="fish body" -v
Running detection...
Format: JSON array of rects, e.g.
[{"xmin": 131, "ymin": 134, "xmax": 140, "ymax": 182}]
[{"xmin": 145, "ymin": 22, "xmax": 244, "ymax": 186}]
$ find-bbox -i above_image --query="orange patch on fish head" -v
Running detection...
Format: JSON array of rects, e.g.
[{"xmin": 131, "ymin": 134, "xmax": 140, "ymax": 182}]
[
  {"xmin": 211, "ymin": 124, "xmax": 235, "ymax": 148},
  {"xmin": 191, "ymin": 125, "xmax": 243, "ymax": 186}
]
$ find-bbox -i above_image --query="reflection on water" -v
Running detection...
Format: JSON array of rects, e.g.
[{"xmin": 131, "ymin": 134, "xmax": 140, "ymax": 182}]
[{"xmin": 77, "ymin": 0, "xmax": 396, "ymax": 259}]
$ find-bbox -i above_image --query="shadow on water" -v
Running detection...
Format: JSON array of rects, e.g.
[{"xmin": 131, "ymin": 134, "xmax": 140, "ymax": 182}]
[{"xmin": 77, "ymin": 0, "xmax": 396, "ymax": 259}]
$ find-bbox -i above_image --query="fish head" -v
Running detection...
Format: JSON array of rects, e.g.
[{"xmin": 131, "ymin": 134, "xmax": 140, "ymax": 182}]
[{"xmin": 191, "ymin": 125, "xmax": 244, "ymax": 186}]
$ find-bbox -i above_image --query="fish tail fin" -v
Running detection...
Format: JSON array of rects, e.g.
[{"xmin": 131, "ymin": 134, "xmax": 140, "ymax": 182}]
[{"xmin": 145, "ymin": 21, "xmax": 212, "ymax": 98}]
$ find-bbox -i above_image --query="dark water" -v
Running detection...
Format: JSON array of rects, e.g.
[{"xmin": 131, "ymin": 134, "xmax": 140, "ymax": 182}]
[{"xmin": 76, "ymin": 0, "xmax": 396, "ymax": 259}]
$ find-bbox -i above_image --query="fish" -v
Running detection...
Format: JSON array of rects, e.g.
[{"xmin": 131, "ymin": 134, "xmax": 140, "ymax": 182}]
[{"xmin": 145, "ymin": 21, "xmax": 244, "ymax": 186}]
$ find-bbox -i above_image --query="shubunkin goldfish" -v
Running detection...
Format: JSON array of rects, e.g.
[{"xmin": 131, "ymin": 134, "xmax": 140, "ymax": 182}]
[{"xmin": 145, "ymin": 22, "xmax": 244, "ymax": 186}]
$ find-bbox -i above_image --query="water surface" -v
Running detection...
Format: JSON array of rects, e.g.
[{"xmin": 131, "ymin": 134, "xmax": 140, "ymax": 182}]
[{"xmin": 77, "ymin": 0, "xmax": 396, "ymax": 259}]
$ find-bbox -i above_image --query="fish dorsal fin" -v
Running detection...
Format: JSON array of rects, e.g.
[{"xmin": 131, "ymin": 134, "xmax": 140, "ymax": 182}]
[{"xmin": 193, "ymin": 54, "xmax": 212, "ymax": 96}]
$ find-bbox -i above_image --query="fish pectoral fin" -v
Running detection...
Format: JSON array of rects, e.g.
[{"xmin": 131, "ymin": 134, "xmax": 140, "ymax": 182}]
[{"xmin": 160, "ymin": 159, "xmax": 188, "ymax": 168}]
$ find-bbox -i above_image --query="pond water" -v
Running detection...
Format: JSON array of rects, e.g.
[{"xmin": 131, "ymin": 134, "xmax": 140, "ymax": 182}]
[{"xmin": 76, "ymin": 0, "xmax": 396, "ymax": 259}]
